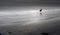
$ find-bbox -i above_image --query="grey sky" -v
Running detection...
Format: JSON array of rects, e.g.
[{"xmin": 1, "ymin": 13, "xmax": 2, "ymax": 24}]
[{"xmin": 0, "ymin": 0, "xmax": 60, "ymax": 6}]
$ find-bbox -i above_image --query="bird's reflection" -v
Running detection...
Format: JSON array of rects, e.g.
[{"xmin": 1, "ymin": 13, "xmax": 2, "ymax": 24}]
[{"xmin": 40, "ymin": 13, "xmax": 42, "ymax": 15}]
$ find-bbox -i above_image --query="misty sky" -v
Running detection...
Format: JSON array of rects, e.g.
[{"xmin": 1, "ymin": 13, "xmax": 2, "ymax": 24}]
[{"xmin": 0, "ymin": 0, "xmax": 60, "ymax": 6}]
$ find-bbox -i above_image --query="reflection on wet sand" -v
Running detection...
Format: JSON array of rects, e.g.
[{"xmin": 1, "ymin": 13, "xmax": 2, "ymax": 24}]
[{"xmin": 40, "ymin": 13, "xmax": 42, "ymax": 15}]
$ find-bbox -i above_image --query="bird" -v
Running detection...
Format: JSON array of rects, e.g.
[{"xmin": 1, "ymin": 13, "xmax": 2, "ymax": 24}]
[{"xmin": 40, "ymin": 9, "xmax": 42, "ymax": 12}]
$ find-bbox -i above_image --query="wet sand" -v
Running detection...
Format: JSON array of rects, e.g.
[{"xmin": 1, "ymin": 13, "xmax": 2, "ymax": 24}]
[{"xmin": 0, "ymin": 7, "xmax": 60, "ymax": 35}]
